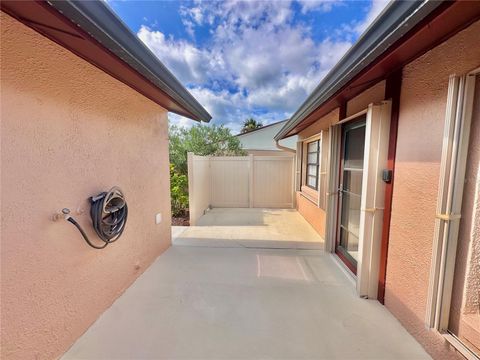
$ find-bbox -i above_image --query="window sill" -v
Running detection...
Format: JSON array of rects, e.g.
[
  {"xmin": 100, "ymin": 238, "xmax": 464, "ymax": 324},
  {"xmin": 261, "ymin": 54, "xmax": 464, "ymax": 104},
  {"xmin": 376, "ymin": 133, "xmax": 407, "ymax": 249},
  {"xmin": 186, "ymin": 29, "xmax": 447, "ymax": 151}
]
[{"xmin": 299, "ymin": 190, "xmax": 319, "ymax": 206}]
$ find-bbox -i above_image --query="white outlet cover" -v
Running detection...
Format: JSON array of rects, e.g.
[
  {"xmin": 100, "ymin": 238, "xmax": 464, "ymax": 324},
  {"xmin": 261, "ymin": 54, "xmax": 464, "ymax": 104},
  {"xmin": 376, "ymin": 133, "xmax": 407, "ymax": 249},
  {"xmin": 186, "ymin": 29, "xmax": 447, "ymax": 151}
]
[{"xmin": 155, "ymin": 213, "xmax": 162, "ymax": 224}]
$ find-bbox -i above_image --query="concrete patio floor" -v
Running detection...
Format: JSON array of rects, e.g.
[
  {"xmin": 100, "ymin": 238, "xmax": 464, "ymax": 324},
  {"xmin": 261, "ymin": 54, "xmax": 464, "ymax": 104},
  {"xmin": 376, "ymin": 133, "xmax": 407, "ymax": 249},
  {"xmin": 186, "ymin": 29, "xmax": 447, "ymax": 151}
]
[
  {"xmin": 63, "ymin": 246, "xmax": 430, "ymax": 359},
  {"xmin": 173, "ymin": 208, "xmax": 324, "ymax": 249}
]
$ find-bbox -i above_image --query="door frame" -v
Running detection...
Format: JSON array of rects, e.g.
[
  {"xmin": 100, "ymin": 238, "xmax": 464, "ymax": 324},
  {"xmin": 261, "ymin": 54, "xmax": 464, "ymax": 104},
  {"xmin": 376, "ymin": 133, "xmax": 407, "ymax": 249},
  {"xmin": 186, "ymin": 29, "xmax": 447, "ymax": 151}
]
[
  {"xmin": 326, "ymin": 101, "xmax": 392, "ymax": 299},
  {"xmin": 335, "ymin": 117, "xmax": 367, "ymax": 275}
]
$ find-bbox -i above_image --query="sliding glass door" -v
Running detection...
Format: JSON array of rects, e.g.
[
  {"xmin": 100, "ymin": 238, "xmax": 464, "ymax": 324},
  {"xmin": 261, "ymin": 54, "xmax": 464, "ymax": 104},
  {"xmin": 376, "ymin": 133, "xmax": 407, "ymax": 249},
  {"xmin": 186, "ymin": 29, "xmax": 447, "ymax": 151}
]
[{"xmin": 336, "ymin": 117, "xmax": 366, "ymax": 274}]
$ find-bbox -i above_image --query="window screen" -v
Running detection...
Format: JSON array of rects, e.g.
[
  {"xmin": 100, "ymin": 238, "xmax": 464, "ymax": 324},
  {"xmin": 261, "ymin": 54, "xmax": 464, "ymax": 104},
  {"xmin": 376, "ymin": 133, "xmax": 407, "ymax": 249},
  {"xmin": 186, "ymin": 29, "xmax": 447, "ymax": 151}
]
[{"xmin": 306, "ymin": 140, "xmax": 320, "ymax": 190}]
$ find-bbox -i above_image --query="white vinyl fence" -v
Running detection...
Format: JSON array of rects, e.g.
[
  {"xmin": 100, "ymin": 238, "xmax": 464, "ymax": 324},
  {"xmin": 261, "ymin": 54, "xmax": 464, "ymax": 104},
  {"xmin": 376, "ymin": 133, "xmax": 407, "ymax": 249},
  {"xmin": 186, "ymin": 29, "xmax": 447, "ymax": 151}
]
[{"xmin": 187, "ymin": 153, "xmax": 295, "ymax": 225}]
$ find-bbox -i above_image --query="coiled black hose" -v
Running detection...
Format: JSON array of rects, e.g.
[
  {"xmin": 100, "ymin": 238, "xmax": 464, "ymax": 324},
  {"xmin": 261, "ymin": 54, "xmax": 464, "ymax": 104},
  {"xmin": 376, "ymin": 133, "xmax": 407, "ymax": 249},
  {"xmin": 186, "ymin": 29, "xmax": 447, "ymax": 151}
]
[{"xmin": 67, "ymin": 187, "xmax": 128, "ymax": 249}]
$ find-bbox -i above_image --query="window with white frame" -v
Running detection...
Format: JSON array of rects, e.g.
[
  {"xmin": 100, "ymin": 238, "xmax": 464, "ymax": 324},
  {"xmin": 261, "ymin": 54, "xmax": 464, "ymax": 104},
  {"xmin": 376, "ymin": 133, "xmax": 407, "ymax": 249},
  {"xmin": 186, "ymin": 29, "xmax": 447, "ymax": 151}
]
[
  {"xmin": 305, "ymin": 139, "xmax": 320, "ymax": 190},
  {"xmin": 301, "ymin": 131, "xmax": 328, "ymax": 210}
]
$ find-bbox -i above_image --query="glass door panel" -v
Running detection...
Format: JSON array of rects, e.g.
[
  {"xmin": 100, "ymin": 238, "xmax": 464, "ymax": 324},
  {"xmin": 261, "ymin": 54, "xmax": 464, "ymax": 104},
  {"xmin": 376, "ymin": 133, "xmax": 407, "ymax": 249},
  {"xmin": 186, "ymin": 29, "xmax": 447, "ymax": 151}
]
[{"xmin": 336, "ymin": 118, "xmax": 366, "ymax": 273}]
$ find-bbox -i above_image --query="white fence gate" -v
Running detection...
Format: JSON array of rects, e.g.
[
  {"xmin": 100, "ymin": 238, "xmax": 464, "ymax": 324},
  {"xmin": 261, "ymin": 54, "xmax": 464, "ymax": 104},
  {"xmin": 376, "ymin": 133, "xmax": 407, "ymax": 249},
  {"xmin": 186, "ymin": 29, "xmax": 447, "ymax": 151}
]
[
  {"xmin": 187, "ymin": 153, "xmax": 295, "ymax": 225},
  {"xmin": 210, "ymin": 157, "xmax": 250, "ymax": 208}
]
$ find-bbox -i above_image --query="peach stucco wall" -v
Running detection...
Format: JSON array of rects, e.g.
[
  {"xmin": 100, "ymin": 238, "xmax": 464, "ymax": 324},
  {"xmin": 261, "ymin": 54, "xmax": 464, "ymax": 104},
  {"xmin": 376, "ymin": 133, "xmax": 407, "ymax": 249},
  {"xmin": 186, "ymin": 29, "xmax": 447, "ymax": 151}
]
[
  {"xmin": 295, "ymin": 81, "xmax": 386, "ymax": 240},
  {"xmin": 296, "ymin": 110, "xmax": 339, "ymax": 238},
  {"xmin": 298, "ymin": 108, "xmax": 339, "ymax": 140},
  {"xmin": 296, "ymin": 193, "xmax": 326, "ymax": 238},
  {"xmin": 1, "ymin": 13, "xmax": 171, "ymax": 360},
  {"xmin": 385, "ymin": 20, "xmax": 480, "ymax": 360},
  {"xmin": 346, "ymin": 80, "xmax": 386, "ymax": 117}
]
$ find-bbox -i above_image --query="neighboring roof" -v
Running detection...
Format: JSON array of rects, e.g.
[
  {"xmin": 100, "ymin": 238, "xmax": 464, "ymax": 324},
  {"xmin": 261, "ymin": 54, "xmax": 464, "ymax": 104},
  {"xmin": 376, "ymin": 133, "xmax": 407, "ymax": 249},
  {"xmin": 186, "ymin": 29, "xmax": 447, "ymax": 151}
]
[
  {"xmin": 1, "ymin": 0, "xmax": 211, "ymax": 122},
  {"xmin": 276, "ymin": 0, "xmax": 480, "ymax": 140},
  {"xmin": 236, "ymin": 120, "xmax": 297, "ymax": 151},
  {"xmin": 235, "ymin": 119, "xmax": 288, "ymax": 137}
]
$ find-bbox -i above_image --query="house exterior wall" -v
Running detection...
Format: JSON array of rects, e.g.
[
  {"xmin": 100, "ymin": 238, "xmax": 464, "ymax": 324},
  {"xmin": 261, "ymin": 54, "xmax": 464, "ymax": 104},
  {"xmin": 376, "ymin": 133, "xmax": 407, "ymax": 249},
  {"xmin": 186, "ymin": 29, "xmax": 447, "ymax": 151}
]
[
  {"xmin": 1, "ymin": 13, "xmax": 171, "ymax": 360},
  {"xmin": 295, "ymin": 109, "xmax": 339, "ymax": 238},
  {"xmin": 298, "ymin": 109, "xmax": 340, "ymax": 139},
  {"xmin": 292, "ymin": 19, "xmax": 480, "ymax": 359},
  {"xmin": 296, "ymin": 193, "xmax": 326, "ymax": 237},
  {"xmin": 385, "ymin": 19, "xmax": 480, "ymax": 360},
  {"xmin": 294, "ymin": 83, "xmax": 387, "ymax": 240},
  {"xmin": 346, "ymin": 80, "xmax": 386, "ymax": 117}
]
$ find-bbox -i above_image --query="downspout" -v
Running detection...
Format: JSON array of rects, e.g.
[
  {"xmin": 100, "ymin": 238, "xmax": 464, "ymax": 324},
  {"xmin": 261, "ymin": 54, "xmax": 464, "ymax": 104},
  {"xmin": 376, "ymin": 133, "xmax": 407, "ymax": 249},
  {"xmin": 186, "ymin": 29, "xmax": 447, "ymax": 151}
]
[{"xmin": 275, "ymin": 140, "xmax": 296, "ymax": 153}]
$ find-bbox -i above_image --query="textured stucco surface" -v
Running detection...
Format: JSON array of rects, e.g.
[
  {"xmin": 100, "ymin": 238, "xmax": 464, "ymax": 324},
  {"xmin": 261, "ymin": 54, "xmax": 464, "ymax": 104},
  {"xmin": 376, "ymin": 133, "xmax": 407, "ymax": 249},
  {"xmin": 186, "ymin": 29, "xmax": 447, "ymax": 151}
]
[
  {"xmin": 1, "ymin": 13, "xmax": 171, "ymax": 360},
  {"xmin": 385, "ymin": 20, "xmax": 480, "ymax": 360},
  {"xmin": 295, "ymin": 80, "xmax": 385, "ymax": 241},
  {"xmin": 295, "ymin": 82, "xmax": 386, "ymax": 241},
  {"xmin": 298, "ymin": 108, "xmax": 339, "ymax": 140},
  {"xmin": 346, "ymin": 80, "xmax": 386, "ymax": 117},
  {"xmin": 296, "ymin": 193, "xmax": 326, "ymax": 238}
]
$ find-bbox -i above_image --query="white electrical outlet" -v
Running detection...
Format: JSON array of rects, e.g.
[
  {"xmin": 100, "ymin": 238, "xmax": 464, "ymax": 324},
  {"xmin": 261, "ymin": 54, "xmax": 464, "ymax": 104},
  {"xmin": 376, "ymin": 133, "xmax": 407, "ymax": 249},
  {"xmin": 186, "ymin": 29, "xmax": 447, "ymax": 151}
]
[{"xmin": 155, "ymin": 213, "xmax": 162, "ymax": 224}]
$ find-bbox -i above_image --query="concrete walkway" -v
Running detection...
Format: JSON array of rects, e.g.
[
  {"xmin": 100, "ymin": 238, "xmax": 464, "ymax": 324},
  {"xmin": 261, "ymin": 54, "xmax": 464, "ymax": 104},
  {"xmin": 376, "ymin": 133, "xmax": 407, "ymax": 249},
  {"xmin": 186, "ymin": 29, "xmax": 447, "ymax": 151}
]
[
  {"xmin": 174, "ymin": 208, "xmax": 324, "ymax": 249},
  {"xmin": 63, "ymin": 246, "xmax": 430, "ymax": 359}
]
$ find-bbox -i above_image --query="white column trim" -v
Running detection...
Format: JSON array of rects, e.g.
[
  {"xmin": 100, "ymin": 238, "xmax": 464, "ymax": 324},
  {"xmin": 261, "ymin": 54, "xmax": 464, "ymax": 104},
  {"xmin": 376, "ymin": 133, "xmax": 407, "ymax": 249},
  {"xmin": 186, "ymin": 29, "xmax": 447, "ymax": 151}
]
[
  {"xmin": 425, "ymin": 73, "xmax": 477, "ymax": 332},
  {"xmin": 357, "ymin": 101, "xmax": 392, "ymax": 299},
  {"xmin": 325, "ymin": 125, "xmax": 341, "ymax": 253}
]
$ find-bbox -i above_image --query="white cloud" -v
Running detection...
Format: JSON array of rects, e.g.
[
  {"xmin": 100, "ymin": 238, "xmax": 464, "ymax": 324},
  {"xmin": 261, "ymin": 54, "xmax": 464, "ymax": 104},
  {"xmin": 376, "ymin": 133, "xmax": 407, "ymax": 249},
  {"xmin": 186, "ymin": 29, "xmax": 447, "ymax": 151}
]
[
  {"xmin": 188, "ymin": 6, "xmax": 204, "ymax": 25},
  {"xmin": 355, "ymin": 0, "xmax": 391, "ymax": 34},
  {"xmin": 208, "ymin": 0, "xmax": 294, "ymax": 28},
  {"xmin": 138, "ymin": 26, "xmax": 224, "ymax": 85},
  {"xmin": 189, "ymin": 87, "xmax": 244, "ymax": 121},
  {"xmin": 222, "ymin": 25, "xmax": 320, "ymax": 89},
  {"xmin": 298, "ymin": 0, "xmax": 343, "ymax": 14},
  {"xmin": 168, "ymin": 113, "xmax": 195, "ymax": 129},
  {"xmin": 138, "ymin": 0, "xmax": 383, "ymax": 131}
]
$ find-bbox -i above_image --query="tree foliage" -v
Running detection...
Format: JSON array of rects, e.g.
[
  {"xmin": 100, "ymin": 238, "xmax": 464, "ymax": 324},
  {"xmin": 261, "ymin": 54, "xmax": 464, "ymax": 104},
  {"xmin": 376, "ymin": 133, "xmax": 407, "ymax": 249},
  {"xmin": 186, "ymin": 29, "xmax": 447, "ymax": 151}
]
[
  {"xmin": 169, "ymin": 123, "xmax": 246, "ymax": 175},
  {"xmin": 241, "ymin": 118, "xmax": 263, "ymax": 133},
  {"xmin": 170, "ymin": 164, "xmax": 189, "ymax": 217}
]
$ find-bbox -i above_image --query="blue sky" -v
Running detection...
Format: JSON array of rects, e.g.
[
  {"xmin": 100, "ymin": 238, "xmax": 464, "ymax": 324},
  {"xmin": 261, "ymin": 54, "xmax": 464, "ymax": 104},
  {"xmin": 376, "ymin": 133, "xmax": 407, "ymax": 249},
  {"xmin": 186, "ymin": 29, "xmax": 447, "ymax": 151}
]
[{"xmin": 106, "ymin": 0, "xmax": 389, "ymax": 133}]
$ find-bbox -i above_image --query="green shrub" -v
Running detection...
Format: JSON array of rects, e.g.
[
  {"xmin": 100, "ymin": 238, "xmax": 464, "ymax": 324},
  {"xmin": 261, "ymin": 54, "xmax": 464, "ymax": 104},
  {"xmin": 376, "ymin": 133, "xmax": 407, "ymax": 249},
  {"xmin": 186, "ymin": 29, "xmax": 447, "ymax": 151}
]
[
  {"xmin": 169, "ymin": 123, "xmax": 246, "ymax": 176},
  {"xmin": 170, "ymin": 164, "xmax": 189, "ymax": 217},
  {"xmin": 169, "ymin": 123, "xmax": 246, "ymax": 217}
]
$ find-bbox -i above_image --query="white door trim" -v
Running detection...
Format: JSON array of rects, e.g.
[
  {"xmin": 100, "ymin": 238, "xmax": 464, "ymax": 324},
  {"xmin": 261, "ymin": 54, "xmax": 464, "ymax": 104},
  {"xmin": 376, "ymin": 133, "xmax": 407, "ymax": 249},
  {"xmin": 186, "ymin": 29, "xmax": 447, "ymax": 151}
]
[
  {"xmin": 325, "ymin": 101, "xmax": 392, "ymax": 299},
  {"xmin": 356, "ymin": 101, "xmax": 392, "ymax": 299},
  {"xmin": 325, "ymin": 125, "xmax": 341, "ymax": 254}
]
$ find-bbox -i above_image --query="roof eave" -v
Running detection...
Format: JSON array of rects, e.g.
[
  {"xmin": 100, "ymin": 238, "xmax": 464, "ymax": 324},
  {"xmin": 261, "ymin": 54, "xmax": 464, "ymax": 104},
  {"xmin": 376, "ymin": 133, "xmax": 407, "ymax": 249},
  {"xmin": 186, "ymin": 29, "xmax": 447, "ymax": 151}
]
[{"xmin": 235, "ymin": 119, "xmax": 289, "ymax": 137}]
